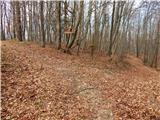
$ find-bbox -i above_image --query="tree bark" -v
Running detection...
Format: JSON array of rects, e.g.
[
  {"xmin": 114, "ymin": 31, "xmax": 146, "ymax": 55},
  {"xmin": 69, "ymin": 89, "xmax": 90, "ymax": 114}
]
[
  {"xmin": 40, "ymin": 1, "xmax": 45, "ymax": 47},
  {"xmin": 67, "ymin": 1, "xmax": 84, "ymax": 50},
  {"xmin": 15, "ymin": 1, "xmax": 22, "ymax": 41},
  {"xmin": 108, "ymin": 1, "xmax": 116, "ymax": 56},
  {"xmin": 57, "ymin": 1, "xmax": 61, "ymax": 50},
  {"xmin": 0, "ymin": 2, "xmax": 5, "ymax": 40}
]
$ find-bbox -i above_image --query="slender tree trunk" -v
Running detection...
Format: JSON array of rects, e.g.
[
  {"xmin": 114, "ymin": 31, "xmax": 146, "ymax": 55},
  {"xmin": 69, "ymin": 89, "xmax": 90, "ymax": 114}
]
[
  {"xmin": 108, "ymin": 1, "xmax": 116, "ymax": 56},
  {"xmin": 0, "ymin": 2, "xmax": 5, "ymax": 40},
  {"xmin": 136, "ymin": 13, "xmax": 141, "ymax": 58},
  {"xmin": 64, "ymin": 0, "xmax": 68, "ymax": 43},
  {"xmin": 143, "ymin": 17, "xmax": 148, "ymax": 64},
  {"xmin": 57, "ymin": 1, "xmax": 61, "ymax": 50},
  {"xmin": 151, "ymin": 19, "xmax": 160, "ymax": 68},
  {"xmin": 22, "ymin": 1, "xmax": 26, "ymax": 40},
  {"xmin": 12, "ymin": 2, "xmax": 16, "ymax": 39},
  {"xmin": 28, "ymin": 2, "xmax": 33, "ymax": 40},
  {"xmin": 15, "ymin": 1, "xmax": 22, "ymax": 41},
  {"xmin": 40, "ymin": 1, "xmax": 45, "ymax": 47}
]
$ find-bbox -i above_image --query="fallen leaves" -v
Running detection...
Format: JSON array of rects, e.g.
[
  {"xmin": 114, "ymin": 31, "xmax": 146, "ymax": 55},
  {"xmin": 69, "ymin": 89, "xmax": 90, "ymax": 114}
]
[{"xmin": 1, "ymin": 40, "xmax": 160, "ymax": 120}]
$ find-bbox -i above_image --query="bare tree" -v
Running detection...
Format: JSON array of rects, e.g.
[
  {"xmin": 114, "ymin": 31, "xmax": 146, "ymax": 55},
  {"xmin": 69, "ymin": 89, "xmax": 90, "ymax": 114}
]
[
  {"xmin": 2, "ymin": 1, "xmax": 160, "ymax": 68},
  {"xmin": 67, "ymin": 1, "xmax": 84, "ymax": 52}
]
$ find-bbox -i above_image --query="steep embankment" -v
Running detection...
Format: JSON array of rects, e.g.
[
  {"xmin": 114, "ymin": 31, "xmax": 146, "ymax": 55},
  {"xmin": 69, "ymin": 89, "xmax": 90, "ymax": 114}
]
[{"xmin": 1, "ymin": 40, "xmax": 160, "ymax": 120}]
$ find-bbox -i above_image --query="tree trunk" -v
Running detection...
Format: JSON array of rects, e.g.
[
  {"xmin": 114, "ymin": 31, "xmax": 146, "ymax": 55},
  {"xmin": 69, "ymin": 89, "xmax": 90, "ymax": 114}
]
[
  {"xmin": 12, "ymin": 2, "xmax": 16, "ymax": 39},
  {"xmin": 67, "ymin": 1, "xmax": 84, "ymax": 50},
  {"xmin": 40, "ymin": 1, "xmax": 45, "ymax": 47},
  {"xmin": 15, "ymin": 1, "xmax": 22, "ymax": 41},
  {"xmin": 57, "ymin": 1, "xmax": 61, "ymax": 50},
  {"xmin": 0, "ymin": 2, "xmax": 5, "ymax": 40},
  {"xmin": 22, "ymin": 1, "xmax": 26, "ymax": 40},
  {"xmin": 108, "ymin": 1, "xmax": 116, "ymax": 56}
]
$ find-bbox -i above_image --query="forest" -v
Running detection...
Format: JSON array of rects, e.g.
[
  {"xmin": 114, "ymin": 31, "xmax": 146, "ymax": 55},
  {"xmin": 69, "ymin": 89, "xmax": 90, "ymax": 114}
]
[{"xmin": 1, "ymin": 0, "xmax": 160, "ymax": 120}]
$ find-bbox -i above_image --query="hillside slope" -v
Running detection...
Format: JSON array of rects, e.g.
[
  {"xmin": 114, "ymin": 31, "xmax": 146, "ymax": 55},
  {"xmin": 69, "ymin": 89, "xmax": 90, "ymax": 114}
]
[{"xmin": 1, "ymin": 40, "xmax": 160, "ymax": 120}]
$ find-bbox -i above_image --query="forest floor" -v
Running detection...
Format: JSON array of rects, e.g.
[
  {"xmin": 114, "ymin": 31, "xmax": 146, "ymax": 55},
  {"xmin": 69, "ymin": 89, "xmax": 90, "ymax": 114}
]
[{"xmin": 1, "ymin": 40, "xmax": 160, "ymax": 120}]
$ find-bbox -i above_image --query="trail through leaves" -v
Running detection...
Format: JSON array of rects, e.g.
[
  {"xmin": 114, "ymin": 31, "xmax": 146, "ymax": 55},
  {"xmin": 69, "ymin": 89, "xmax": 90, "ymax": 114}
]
[{"xmin": 1, "ymin": 40, "xmax": 160, "ymax": 120}]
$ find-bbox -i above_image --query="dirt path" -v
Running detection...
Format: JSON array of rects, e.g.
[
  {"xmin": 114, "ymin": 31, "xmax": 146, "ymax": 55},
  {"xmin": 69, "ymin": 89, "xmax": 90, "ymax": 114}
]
[{"xmin": 1, "ymin": 40, "xmax": 160, "ymax": 120}]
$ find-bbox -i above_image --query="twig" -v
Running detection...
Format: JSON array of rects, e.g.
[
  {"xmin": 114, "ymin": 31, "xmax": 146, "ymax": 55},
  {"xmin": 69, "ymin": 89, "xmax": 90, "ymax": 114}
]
[{"xmin": 69, "ymin": 87, "xmax": 95, "ymax": 95}]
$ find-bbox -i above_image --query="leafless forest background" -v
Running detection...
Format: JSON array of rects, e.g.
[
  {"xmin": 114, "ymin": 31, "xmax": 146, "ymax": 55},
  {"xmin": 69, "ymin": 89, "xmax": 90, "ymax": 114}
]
[{"xmin": 1, "ymin": 0, "xmax": 159, "ymax": 68}]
